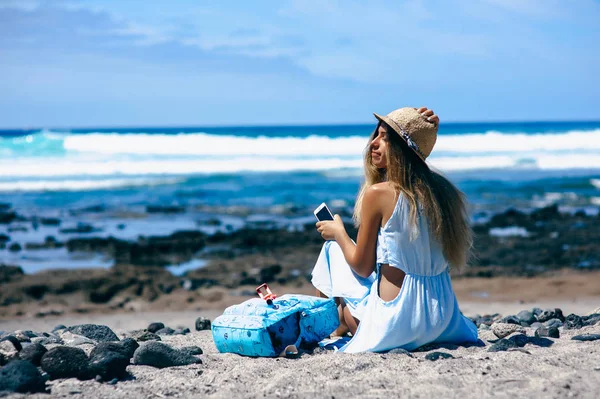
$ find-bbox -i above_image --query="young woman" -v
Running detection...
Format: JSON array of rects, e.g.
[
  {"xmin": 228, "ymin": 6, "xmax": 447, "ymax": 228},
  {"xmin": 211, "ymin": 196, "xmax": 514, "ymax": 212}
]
[{"xmin": 311, "ymin": 106, "xmax": 478, "ymax": 353}]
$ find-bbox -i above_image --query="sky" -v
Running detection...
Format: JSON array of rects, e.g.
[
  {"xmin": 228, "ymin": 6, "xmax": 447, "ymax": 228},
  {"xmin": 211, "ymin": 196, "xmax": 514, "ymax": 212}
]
[{"xmin": 1, "ymin": 0, "xmax": 599, "ymax": 128}]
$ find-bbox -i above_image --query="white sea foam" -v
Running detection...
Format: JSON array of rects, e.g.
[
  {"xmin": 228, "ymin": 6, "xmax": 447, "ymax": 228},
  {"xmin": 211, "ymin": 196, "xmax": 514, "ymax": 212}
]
[
  {"xmin": 59, "ymin": 129, "xmax": 600, "ymax": 156},
  {"xmin": 0, "ymin": 177, "xmax": 185, "ymax": 192}
]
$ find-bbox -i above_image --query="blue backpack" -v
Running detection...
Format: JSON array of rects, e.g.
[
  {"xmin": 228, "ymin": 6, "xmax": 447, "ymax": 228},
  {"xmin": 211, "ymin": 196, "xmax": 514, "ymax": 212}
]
[{"xmin": 212, "ymin": 292, "xmax": 339, "ymax": 357}]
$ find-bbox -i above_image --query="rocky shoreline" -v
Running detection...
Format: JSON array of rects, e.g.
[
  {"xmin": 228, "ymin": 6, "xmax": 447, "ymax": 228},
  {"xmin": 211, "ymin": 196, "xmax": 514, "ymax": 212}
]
[
  {"xmin": 0, "ymin": 306, "xmax": 599, "ymax": 397},
  {"xmin": 1, "ymin": 202, "xmax": 599, "ymax": 318}
]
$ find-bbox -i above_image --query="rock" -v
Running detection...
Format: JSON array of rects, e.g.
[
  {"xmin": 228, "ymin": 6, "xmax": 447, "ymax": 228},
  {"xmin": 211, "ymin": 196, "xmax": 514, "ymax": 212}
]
[
  {"xmin": 516, "ymin": 310, "xmax": 536, "ymax": 325},
  {"xmin": 588, "ymin": 307, "xmax": 600, "ymax": 316},
  {"xmin": 129, "ymin": 330, "xmax": 161, "ymax": 342},
  {"xmin": 88, "ymin": 343, "xmax": 131, "ymax": 381},
  {"xmin": 179, "ymin": 346, "xmax": 203, "ymax": 356},
  {"xmin": 0, "ymin": 360, "xmax": 47, "ymax": 393},
  {"xmin": 583, "ymin": 313, "xmax": 600, "ymax": 327},
  {"xmin": 12, "ymin": 330, "xmax": 35, "ymax": 342},
  {"xmin": 488, "ymin": 338, "xmax": 519, "ymax": 352},
  {"xmin": 18, "ymin": 343, "xmax": 47, "ymax": 366},
  {"xmin": 0, "ymin": 265, "xmax": 24, "ymax": 283},
  {"xmin": 119, "ymin": 338, "xmax": 139, "ymax": 359},
  {"xmin": 532, "ymin": 307, "xmax": 543, "ymax": 317},
  {"xmin": 59, "ymin": 222, "xmax": 100, "ymax": 234},
  {"xmin": 40, "ymin": 346, "xmax": 92, "ymax": 380},
  {"xmin": 508, "ymin": 333, "xmax": 529, "ymax": 347},
  {"xmin": 58, "ymin": 331, "xmax": 96, "ymax": 346},
  {"xmin": 146, "ymin": 205, "xmax": 185, "ymax": 214},
  {"xmin": 8, "ymin": 243, "xmax": 22, "ymax": 252},
  {"xmin": 537, "ymin": 308, "xmax": 565, "ymax": 323},
  {"xmin": 424, "ymin": 351, "xmax": 454, "ymax": 361},
  {"xmin": 173, "ymin": 328, "xmax": 189, "ymax": 335},
  {"xmin": 491, "ymin": 323, "xmax": 525, "ymax": 339},
  {"xmin": 478, "ymin": 329, "xmax": 499, "ymax": 342},
  {"xmin": 543, "ymin": 318, "xmax": 563, "ymax": 329},
  {"xmin": 133, "ymin": 341, "xmax": 202, "ymax": 368},
  {"xmin": 195, "ymin": 317, "xmax": 211, "ymax": 331},
  {"xmin": 147, "ymin": 322, "xmax": 165, "ymax": 334},
  {"xmin": 52, "ymin": 324, "xmax": 67, "ymax": 333},
  {"xmin": 0, "ymin": 336, "xmax": 22, "ymax": 365},
  {"xmin": 571, "ymin": 334, "xmax": 600, "ymax": 342},
  {"xmin": 386, "ymin": 348, "xmax": 414, "ymax": 357},
  {"xmin": 478, "ymin": 324, "xmax": 490, "ymax": 331},
  {"xmin": 564, "ymin": 314, "xmax": 584, "ymax": 329},
  {"xmin": 155, "ymin": 327, "xmax": 175, "ymax": 336},
  {"xmin": 499, "ymin": 315, "xmax": 521, "ymax": 325},
  {"xmin": 530, "ymin": 322, "xmax": 543, "ymax": 329},
  {"xmin": 31, "ymin": 335, "xmax": 63, "ymax": 346},
  {"xmin": 67, "ymin": 324, "xmax": 119, "ymax": 342},
  {"xmin": 535, "ymin": 326, "xmax": 560, "ymax": 338}
]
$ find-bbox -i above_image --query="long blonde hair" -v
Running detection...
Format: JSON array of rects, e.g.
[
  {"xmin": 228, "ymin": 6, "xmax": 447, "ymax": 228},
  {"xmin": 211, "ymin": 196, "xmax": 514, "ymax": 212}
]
[{"xmin": 353, "ymin": 122, "xmax": 473, "ymax": 270}]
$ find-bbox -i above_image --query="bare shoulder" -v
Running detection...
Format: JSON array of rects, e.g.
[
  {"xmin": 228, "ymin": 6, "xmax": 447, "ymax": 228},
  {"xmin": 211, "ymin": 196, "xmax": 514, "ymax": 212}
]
[{"xmin": 363, "ymin": 182, "xmax": 396, "ymax": 208}]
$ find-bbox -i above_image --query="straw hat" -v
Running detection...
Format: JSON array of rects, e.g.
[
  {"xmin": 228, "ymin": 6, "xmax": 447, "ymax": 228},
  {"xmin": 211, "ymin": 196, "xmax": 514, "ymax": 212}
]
[{"xmin": 373, "ymin": 107, "xmax": 438, "ymax": 161}]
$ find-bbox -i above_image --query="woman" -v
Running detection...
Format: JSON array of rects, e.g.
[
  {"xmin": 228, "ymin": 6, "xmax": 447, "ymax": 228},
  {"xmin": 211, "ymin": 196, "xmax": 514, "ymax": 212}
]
[{"xmin": 311, "ymin": 106, "xmax": 478, "ymax": 353}]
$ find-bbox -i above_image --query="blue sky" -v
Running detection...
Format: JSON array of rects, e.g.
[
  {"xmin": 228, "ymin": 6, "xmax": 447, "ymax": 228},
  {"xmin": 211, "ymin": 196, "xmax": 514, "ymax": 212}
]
[{"xmin": 1, "ymin": 0, "xmax": 599, "ymax": 127}]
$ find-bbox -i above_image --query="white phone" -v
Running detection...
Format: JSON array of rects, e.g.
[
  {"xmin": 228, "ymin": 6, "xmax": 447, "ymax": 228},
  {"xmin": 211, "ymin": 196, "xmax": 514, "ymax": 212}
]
[{"xmin": 313, "ymin": 202, "xmax": 334, "ymax": 221}]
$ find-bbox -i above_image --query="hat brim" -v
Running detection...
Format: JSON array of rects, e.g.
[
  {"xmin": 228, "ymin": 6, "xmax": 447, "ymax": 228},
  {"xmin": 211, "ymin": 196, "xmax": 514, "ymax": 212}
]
[{"xmin": 373, "ymin": 112, "xmax": 427, "ymax": 161}]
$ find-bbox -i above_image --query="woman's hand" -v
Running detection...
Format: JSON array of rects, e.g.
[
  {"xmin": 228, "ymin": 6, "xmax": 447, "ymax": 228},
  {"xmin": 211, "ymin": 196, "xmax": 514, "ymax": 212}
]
[
  {"xmin": 415, "ymin": 106, "xmax": 439, "ymax": 126},
  {"xmin": 316, "ymin": 214, "xmax": 346, "ymax": 241}
]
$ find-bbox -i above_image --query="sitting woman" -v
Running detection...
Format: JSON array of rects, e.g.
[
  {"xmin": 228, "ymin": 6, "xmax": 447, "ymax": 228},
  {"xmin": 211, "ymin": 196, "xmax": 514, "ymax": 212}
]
[{"xmin": 311, "ymin": 106, "xmax": 478, "ymax": 353}]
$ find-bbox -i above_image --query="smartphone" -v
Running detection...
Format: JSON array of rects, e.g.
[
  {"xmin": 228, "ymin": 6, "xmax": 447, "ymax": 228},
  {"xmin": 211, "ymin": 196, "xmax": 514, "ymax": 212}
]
[{"xmin": 314, "ymin": 202, "xmax": 334, "ymax": 221}]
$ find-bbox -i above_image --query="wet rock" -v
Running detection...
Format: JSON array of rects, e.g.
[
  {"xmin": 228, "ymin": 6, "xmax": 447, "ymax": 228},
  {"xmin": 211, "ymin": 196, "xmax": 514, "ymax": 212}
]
[
  {"xmin": 18, "ymin": 343, "xmax": 48, "ymax": 366},
  {"xmin": 488, "ymin": 338, "xmax": 519, "ymax": 352},
  {"xmin": 571, "ymin": 334, "xmax": 600, "ymax": 342},
  {"xmin": 516, "ymin": 310, "xmax": 536, "ymax": 325},
  {"xmin": 424, "ymin": 352, "xmax": 454, "ymax": 361},
  {"xmin": 88, "ymin": 343, "xmax": 132, "ymax": 380},
  {"xmin": 564, "ymin": 314, "xmax": 584, "ymax": 329},
  {"xmin": 179, "ymin": 346, "xmax": 203, "ymax": 356},
  {"xmin": 67, "ymin": 324, "xmax": 119, "ymax": 342},
  {"xmin": 146, "ymin": 205, "xmax": 185, "ymax": 214},
  {"xmin": 544, "ymin": 318, "xmax": 563, "ymax": 329},
  {"xmin": 491, "ymin": 323, "xmax": 525, "ymax": 339},
  {"xmin": 535, "ymin": 326, "xmax": 560, "ymax": 338},
  {"xmin": 155, "ymin": 327, "xmax": 175, "ymax": 336},
  {"xmin": 0, "ymin": 360, "xmax": 47, "ymax": 393},
  {"xmin": 0, "ymin": 211, "xmax": 18, "ymax": 224},
  {"xmin": 40, "ymin": 217, "xmax": 61, "ymax": 226},
  {"xmin": 147, "ymin": 322, "xmax": 165, "ymax": 334},
  {"xmin": 133, "ymin": 341, "xmax": 202, "ymax": 368},
  {"xmin": 40, "ymin": 346, "xmax": 92, "ymax": 380},
  {"xmin": 129, "ymin": 330, "xmax": 161, "ymax": 342},
  {"xmin": 195, "ymin": 317, "xmax": 211, "ymax": 331},
  {"xmin": 8, "ymin": 243, "xmax": 22, "ymax": 252},
  {"xmin": 537, "ymin": 308, "xmax": 565, "ymax": 323},
  {"xmin": 59, "ymin": 222, "xmax": 101, "ymax": 234}
]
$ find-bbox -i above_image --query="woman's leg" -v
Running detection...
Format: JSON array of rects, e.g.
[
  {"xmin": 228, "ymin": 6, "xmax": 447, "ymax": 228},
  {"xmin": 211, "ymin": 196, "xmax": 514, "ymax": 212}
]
[
  {"xmin": 343, "ymin": 305, "xmax": 360, "ymax": 335},
  {"xmin": 316, "ymin": 289, "xmax": 349, "ymax": 336}
]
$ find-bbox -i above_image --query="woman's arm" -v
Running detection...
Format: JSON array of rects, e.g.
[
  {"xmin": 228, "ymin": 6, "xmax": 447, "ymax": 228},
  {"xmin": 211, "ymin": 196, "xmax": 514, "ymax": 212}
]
[{"xmin": 316, "ymin": 185, "xmax": 385, "ymax": 277}]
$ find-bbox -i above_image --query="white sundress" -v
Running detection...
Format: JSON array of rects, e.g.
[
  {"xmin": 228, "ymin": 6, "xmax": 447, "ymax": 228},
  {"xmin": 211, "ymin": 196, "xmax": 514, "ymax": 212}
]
[{"xmin": 311, "ymin": 193, "xmax": 478, "ymax": 353}]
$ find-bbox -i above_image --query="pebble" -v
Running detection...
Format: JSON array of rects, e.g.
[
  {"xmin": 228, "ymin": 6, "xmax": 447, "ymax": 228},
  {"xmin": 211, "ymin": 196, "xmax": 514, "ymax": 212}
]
[
  {"xmin": 0, "ymin": 336, "xmax": 21, "ymax": 365},
  {"xmin": 129, "ymin": 330, "xmax": 161, "ymax": 342},
  {"xmin": 147, "ymin": 322, "xmax": 165, "ymax": 334},
  {"xmin": 544, "ymin": 318, "xmax": 563, "ymax": 329},
  {"xmin": 478, "ymin": 329, "xmax": 498, "ymax": 342},
  {"xmin": 571, "ymin": 334, "xmax": 600, "ymax": 342},
  {"xmin": 499, "ymin": 315, "xmax": 521, "ymax": 325},
  {"xmin": 488, "ymin": 338, "xmax": 518, "ymax": 352},
  {"xmin": 535, "ymin": 326, "xmax": 560, "ymax": 338},
  {"xmin": 133, "ymin": 341, "xmax": 203, "ymax": 368},
  {"xmin": 155, "ymin": 327, "xmax": 175, "ymax": 335},
  {"xmin": 58, "ymin": 331, "xmax": 96, "ymax": 346},
  {"xmin": 31, "ymin": 335, "xmax": 63, "ymax": 346},
  {"xmin": 387, "ymin": 348, "xmax": 413, "ymax": 357},
  {"xmin": 18, "ymin": 343, "xmax": 48, "ymax": 366},
  {"xmin": 51, "ymin": 325, "xmax": 67, "ymax": 333},
  {"xmin": 507, "ymin": 333, "xmax": 529, "ymax": 347},
  {"xmin": 195, "ymin": 317, "xmax": 212, "ymax": 331},
  {"xmin": 67, "ymin": 324, "xmax": 119, "ymax": 342},
  {"xmin": 424, "ymin": 351, "xmax": 454, "ymax": 361},
  {"xmin": 516, "ymin": 310, "xmax": 536, "ymax": 325},
  {"xmin": 537, "ymin": 308, "xmax": 565, "ymax": 323},
  {"xmin": 40, "ymin": 346, "xmax": 92, "ymax": 380},
  {"xmin": 0, "ymin": 360, "xmax": 47, "ymax": 394},
  {"xmin": 492, "ymin": 323, "xmax": 525, "ymax": 339}
]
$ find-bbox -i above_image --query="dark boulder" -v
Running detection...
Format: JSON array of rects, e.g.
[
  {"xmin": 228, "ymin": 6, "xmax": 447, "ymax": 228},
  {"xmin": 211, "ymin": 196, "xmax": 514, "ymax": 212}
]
[
  {"xmin": 571, "ymin": 334, "xmax": 600, "ymax": 342},
  {"xmin": 18, "ymin": 343, "xmax": 48, "ymax": 366},
  {"xmin": 564, "ymin": 314, "xmax": 584, "ymax": 329},
  {"xmin": 133, "ymin": 341, "xmax": 202, "ymax": 368},
  {"xmin": 88, "ymin": 343, "xmax": 132, "ymax": 381},
  {"xmin": 147, "ymin": 322, "xmax": 165, "ymax": 334},
  {"xmin": 516, "ymin": 310, "xmax": 536, "ymax": 325},
  {"xmin": 155, "ymin": 327, "xmax": 175, "ymax": 336},
  {"xmin": 488, "ymin": 338, "xmax": 518, "ymax": 352},
  {"xmin": 535, "ymin": 326, "xmax": 560, "ymax": 338},
  {"xmin": 536, "ymin": 308, "xmax": 564, "ymax": 323},
  {"xmin": 0, "ymin": 360, "xmax": 46, "ymax": 393},
  {"xmin": 40, "ymin": 346, "xmax": 92, "ymax": 380},
  {"xmin": 67, "ymin": 324, "xmax": 119, "ymax": 342},
  {"xmin": 179, "ymin": 346, "xmax": 203, "ymax": 356}
]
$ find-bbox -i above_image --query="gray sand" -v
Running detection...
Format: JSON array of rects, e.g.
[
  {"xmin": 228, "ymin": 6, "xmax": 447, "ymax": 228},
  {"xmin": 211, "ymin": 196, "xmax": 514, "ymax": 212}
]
[{"xmin": 1, "ymin": 303, "xmax": 599, "ymax": 398}]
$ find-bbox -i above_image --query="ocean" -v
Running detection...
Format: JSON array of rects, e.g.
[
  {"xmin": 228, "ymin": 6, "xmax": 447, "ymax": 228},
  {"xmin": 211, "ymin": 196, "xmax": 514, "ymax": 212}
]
[{"xmin": 1, "ymin": 120, "xmax": 599, "ymax": 273}]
